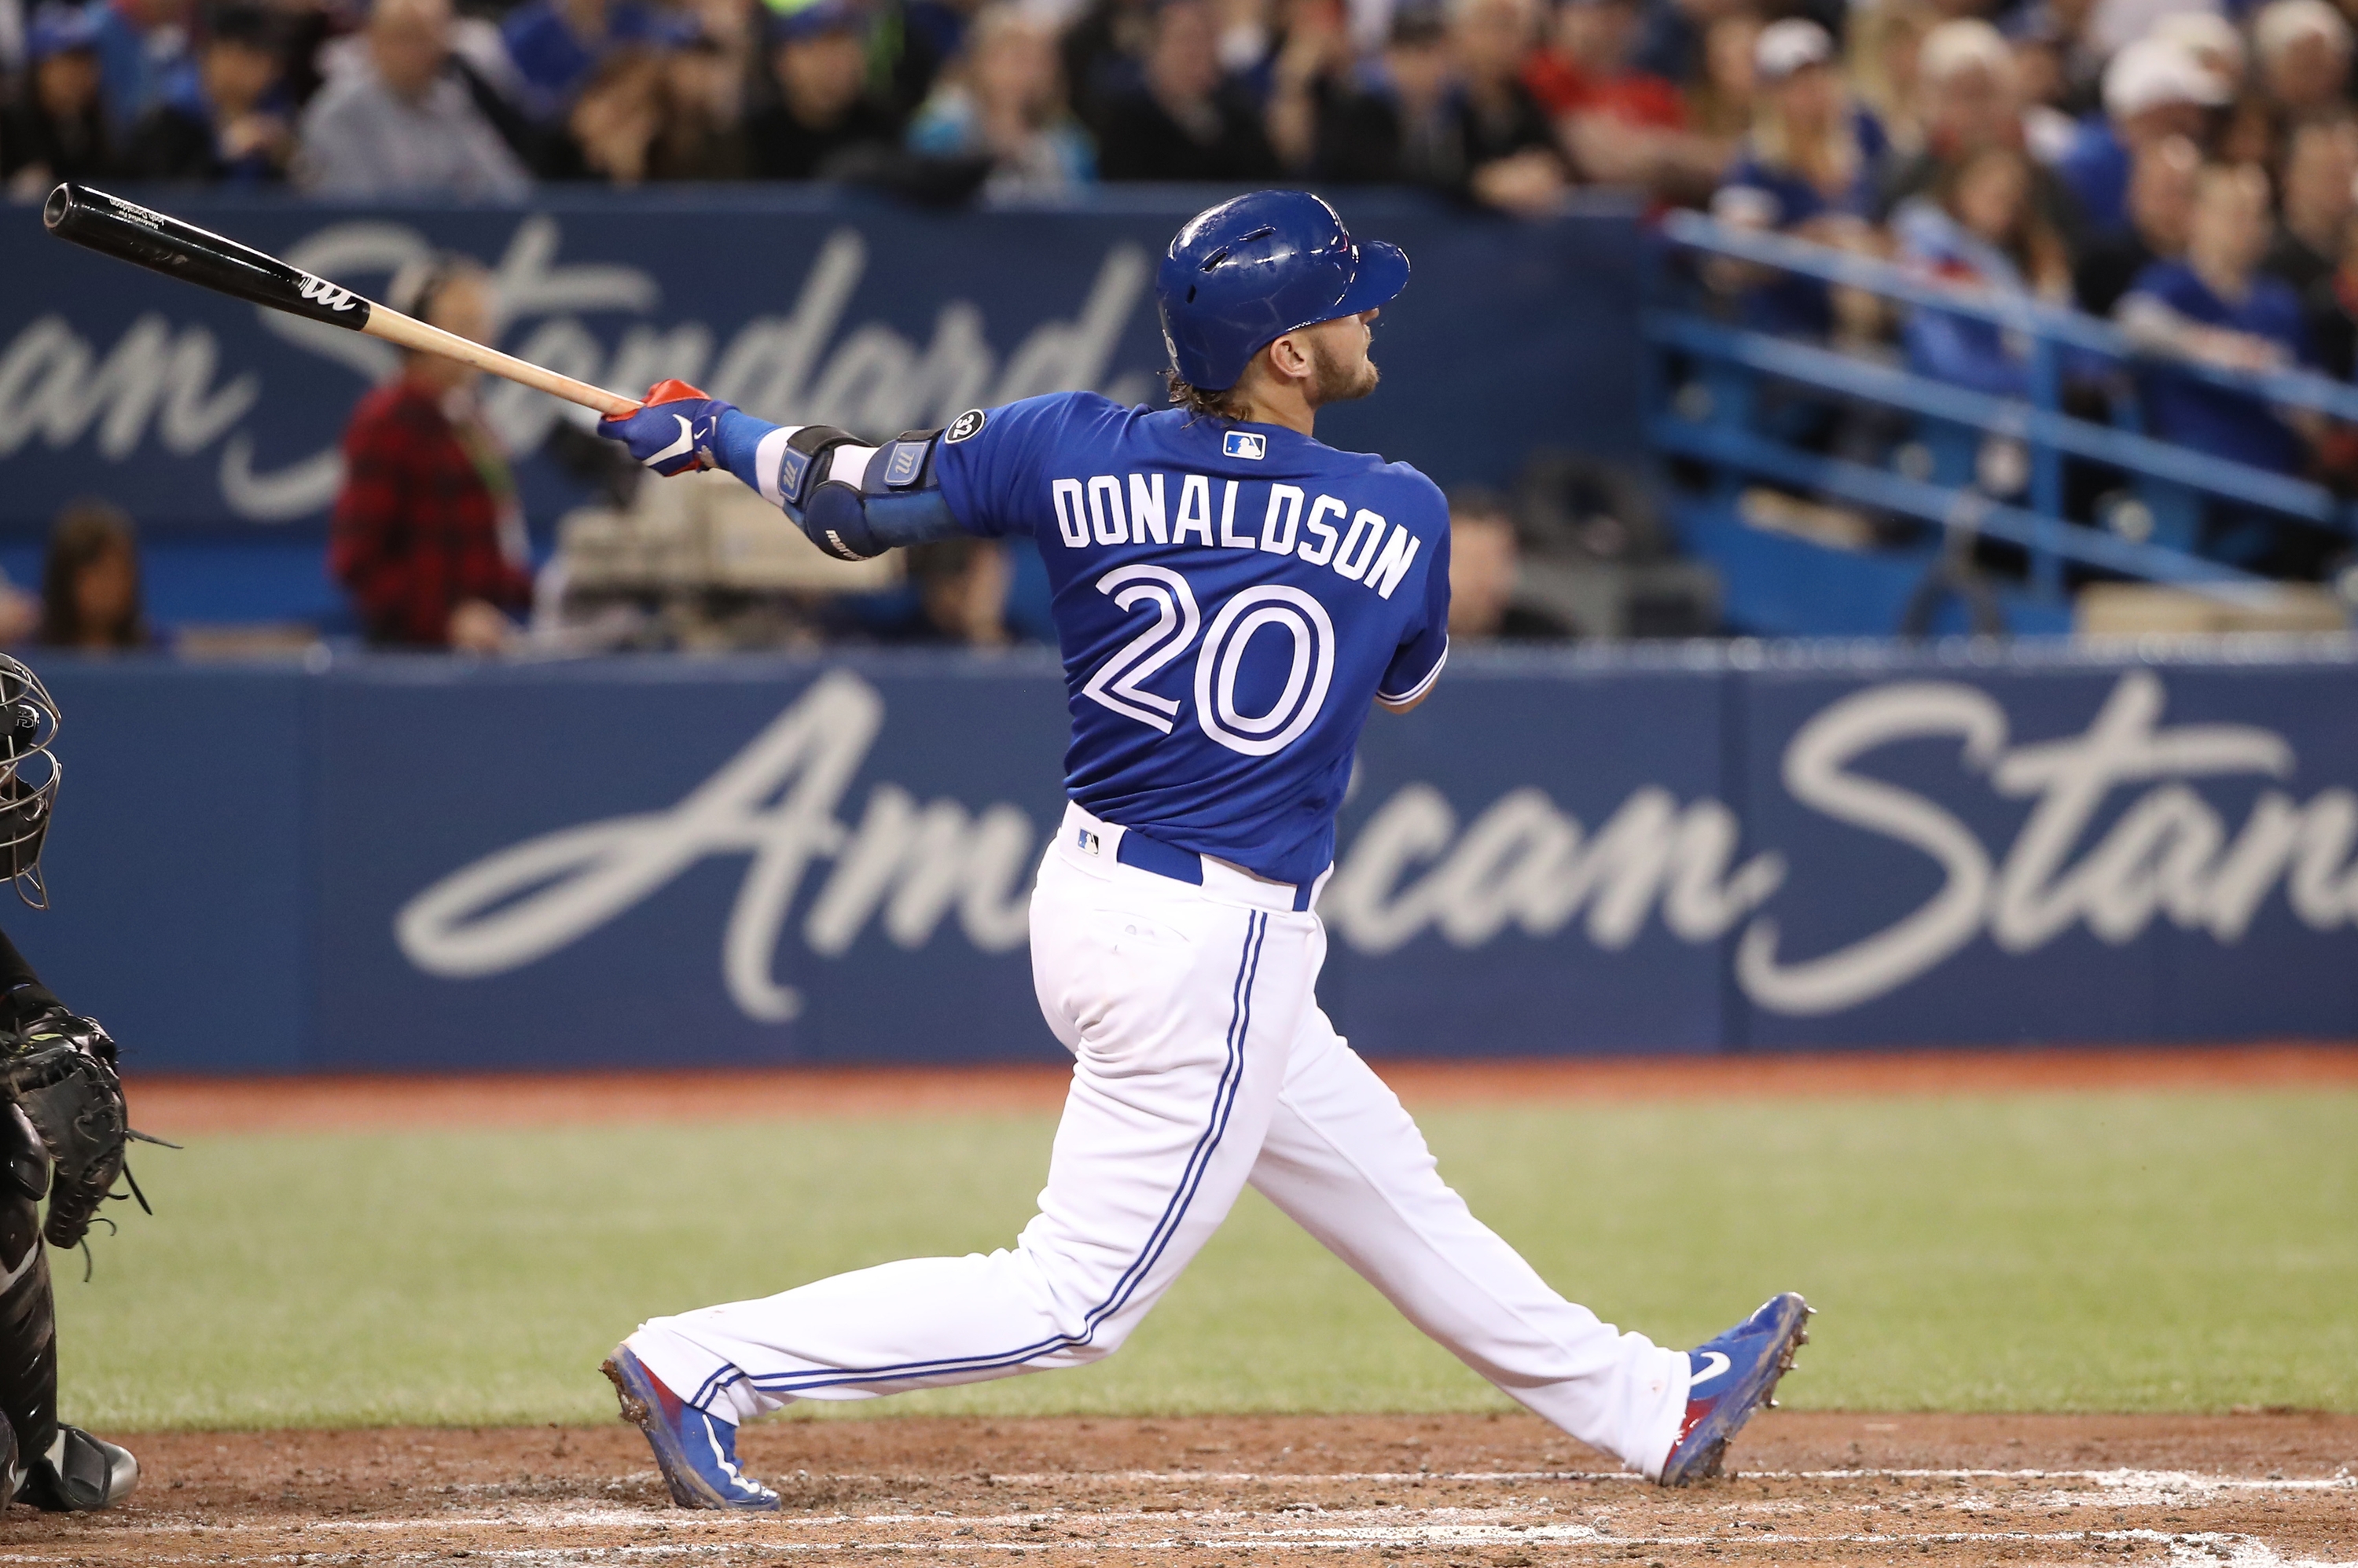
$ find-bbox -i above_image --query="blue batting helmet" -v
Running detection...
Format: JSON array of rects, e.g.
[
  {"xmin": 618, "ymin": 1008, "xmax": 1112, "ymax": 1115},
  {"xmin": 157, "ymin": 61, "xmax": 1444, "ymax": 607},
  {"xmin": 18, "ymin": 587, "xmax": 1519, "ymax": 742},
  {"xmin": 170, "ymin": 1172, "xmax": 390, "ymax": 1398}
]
[{"xmin": 1156, "ymin": 191, "xmax": 1411, "ymax": 392}]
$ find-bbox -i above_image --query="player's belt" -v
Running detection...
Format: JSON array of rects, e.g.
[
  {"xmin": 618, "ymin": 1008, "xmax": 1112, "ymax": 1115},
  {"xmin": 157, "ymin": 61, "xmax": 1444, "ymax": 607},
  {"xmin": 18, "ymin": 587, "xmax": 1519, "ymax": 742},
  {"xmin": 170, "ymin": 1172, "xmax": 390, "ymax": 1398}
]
[
  {"xmin": 1063, "ymin": 802, "xmax": 1322, "ymax": 913},
  {"xmin": 1113, "ymin": 826, "xmax": 1207, "ymax": 888}
]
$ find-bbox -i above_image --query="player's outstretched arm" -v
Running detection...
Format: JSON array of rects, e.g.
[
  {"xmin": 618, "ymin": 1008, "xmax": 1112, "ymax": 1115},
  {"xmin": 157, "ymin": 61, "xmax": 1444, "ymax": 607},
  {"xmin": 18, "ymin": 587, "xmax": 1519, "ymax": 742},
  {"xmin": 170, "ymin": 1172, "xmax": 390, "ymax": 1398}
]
[{"xmin": 597, "ymin": 380, "xmax": 966, "ymax": 561}]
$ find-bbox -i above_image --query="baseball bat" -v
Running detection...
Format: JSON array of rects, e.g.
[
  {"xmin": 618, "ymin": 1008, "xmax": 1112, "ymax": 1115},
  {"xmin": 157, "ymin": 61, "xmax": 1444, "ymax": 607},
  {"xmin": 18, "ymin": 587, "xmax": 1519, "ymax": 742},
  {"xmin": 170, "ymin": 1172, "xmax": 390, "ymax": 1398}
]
[{"xmin": 41, "ymin": 182, "xmax": 641, "ymax": 418}]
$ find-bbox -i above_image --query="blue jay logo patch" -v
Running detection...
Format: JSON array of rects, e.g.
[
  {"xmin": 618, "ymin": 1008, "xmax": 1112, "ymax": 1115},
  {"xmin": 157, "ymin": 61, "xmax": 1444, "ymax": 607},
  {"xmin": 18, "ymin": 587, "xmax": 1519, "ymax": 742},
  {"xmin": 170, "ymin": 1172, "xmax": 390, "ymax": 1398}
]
[
  {"xmin": 946, "ymin": 409, "xmax": 987, "ymax": 443},
  {"xmin": 1224, "ymin": 431, "xmax": 1266, "ymax": 461}
]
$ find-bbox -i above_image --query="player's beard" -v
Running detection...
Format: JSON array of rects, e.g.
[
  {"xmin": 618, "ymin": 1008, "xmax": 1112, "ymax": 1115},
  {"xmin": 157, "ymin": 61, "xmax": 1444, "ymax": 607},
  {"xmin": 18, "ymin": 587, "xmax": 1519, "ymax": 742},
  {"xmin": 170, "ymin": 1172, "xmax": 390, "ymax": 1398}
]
[{"xmin": 1306, "ymin": 339, "xmax": 1380, "ymax": 408}]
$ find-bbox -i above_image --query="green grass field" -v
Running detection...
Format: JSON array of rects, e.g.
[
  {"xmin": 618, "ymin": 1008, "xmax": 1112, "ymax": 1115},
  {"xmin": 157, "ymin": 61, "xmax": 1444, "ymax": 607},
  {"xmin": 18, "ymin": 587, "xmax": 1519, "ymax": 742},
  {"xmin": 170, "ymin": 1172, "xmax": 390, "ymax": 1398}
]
[{"xmin": 59, "ymin": 1087, "xmax": 2358, "ymax": 1429}]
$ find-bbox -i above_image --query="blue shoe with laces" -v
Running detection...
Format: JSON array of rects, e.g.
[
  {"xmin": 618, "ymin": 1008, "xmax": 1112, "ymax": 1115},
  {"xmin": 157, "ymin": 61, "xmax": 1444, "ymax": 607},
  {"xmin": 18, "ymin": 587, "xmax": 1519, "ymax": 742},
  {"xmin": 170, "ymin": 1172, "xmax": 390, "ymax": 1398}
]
[
  {"xmin": 603, "ymin": 1345, "xmax": 780, "ymax": 1511},
  {"xmin": 1659, "ymin": 1292, "xmax": 1812, "ymax": 1486}
]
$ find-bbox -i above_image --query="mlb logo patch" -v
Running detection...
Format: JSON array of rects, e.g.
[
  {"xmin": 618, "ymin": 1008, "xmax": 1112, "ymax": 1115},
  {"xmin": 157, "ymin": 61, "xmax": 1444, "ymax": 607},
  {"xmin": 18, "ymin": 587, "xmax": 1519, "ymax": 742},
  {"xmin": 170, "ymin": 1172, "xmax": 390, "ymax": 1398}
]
[
  {"xmin": 1223, "ymin": 431, "xmax": 1266, "ymax": 461},
  {"xmin": 1078, "ymin": 828, "xmax": 1101, "ymax": 855}
]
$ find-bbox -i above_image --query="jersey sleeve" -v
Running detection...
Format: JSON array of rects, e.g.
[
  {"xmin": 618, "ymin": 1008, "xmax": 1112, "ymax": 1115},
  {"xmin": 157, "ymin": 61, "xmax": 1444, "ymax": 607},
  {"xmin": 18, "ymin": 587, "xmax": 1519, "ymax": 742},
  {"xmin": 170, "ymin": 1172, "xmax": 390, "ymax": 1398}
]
[
  {"xmin": 1377, "ymin": 503, "xmax": 1451, "ymax": 707},
  {"xmin": 931, "ymin": 392, "xmax": 1106, "ymax": 538}
]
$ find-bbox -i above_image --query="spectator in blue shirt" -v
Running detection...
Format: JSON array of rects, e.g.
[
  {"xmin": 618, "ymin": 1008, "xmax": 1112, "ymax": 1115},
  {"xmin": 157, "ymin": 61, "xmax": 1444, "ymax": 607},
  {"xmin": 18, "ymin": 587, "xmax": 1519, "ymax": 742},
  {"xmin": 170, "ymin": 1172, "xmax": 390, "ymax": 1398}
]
[
  {"xmin": 907, "ymin": 5, "xmax": 1094, "ymax": 201},
  {"xmin": 127, "ymin": 3, "xmax": 292, "ymax": 182},
  {"xmin": 1895, "ymin": 145, "xmax": 2073, "ymax": 398},
  {"xmin": 86, "ymin": 0, "xmax": 200, "ymax": 134},
  {"xmin": 1, "ymin": 5, "xmax": 121, "ymax": 193},
  {"xmin": 1711, "ymin": 17, "xmax": 1889, "ymax": 337},
  {"xmin": 2050, "ymin": 37, "xmax": 2222, "ymax": 239},
  {"xmin": 499, "ymin": 0, "xmax": 689, "ymax": 122},
  {"xmin": 2121, "ymin": 162, "xmax": 2319, "ymax": 564}
]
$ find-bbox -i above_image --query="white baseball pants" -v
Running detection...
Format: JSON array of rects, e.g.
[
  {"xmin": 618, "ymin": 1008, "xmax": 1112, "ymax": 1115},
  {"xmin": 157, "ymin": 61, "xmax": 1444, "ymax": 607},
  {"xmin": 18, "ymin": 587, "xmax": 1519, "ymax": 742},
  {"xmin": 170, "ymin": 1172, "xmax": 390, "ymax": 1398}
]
[{"xmin": 628, "ymin": 802, "xmax": 1691, "ymax": 1476}]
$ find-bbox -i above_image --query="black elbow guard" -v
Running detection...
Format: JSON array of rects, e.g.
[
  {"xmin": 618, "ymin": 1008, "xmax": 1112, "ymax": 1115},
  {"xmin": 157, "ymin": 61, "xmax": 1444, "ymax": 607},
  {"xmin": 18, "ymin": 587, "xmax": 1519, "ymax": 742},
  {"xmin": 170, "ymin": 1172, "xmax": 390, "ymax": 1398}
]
[{"xmin": 775, "ymin": 424, "xmax": 862, "ymax": 511}]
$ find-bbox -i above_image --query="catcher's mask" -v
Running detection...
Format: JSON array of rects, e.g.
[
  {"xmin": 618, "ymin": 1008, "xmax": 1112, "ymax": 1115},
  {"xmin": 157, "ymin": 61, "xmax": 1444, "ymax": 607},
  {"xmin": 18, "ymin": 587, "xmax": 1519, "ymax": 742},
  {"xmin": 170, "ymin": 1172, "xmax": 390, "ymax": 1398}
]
[{"xmin": 0, "ymin": 655, "xmax": 61, "ymax": 909}]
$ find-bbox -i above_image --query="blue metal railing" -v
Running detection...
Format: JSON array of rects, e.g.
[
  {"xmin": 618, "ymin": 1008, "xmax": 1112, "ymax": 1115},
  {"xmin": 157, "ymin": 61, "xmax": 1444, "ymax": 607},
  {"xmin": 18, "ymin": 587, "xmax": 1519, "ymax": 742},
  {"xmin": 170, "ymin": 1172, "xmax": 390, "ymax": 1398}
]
[{"xmin": 1647, "ymin": 211, "xmax": 2354, "ymax": 604}]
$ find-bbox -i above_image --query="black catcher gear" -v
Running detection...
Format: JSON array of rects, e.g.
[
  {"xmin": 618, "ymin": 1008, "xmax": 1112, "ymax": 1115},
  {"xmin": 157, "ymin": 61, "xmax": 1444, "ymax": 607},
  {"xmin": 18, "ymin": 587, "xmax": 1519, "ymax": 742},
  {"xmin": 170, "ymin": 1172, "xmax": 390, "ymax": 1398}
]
[
  {"xmin": 0, "ymin": 1013, "xmax": 138, "ymax": 1252},
  {"xmin": 0, "ymin": 657, "xmax": 59, "ymax": 910},
  {"xmin": 19, "ymin": 1424, "xmax": 136, "ymax": 1511}
]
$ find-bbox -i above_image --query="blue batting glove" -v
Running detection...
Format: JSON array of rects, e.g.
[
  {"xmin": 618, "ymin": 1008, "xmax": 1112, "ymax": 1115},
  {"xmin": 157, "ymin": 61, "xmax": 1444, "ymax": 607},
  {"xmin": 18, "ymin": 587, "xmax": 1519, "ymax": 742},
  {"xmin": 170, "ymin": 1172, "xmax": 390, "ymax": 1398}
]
[{"xmin": 599, "ymin": 379, "xmax": 737, "ymax": 477}]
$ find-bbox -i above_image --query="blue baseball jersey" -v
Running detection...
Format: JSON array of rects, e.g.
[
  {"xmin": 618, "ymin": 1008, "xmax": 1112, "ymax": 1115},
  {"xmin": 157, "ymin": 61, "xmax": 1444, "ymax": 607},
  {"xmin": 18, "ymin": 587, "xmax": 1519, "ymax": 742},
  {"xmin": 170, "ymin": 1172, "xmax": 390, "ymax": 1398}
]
[{"xmin": 934, "ymin": 392, "xmax": 1451, "ymax": 886}]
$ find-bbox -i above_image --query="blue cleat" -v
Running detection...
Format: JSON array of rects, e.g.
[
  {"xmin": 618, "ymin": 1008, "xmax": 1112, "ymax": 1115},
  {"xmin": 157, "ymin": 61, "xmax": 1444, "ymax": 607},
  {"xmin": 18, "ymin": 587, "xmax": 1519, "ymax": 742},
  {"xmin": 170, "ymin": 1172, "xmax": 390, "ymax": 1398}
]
[
  {"xmin": 1659, "ymin": 1292, "xmax": 1812, "ymax": 1486},
  {"xmin": 603, "ymin": 1345, "xmax": 780, "ymax": 1511}
]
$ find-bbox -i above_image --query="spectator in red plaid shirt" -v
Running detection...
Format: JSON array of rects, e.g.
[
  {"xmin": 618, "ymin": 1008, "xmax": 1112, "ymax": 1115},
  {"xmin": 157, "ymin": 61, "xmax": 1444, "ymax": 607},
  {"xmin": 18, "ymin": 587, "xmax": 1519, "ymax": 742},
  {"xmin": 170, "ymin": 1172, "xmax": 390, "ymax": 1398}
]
[{"xmin": 329, "ymin": 255, "xmax": 533, "ymax": 653}]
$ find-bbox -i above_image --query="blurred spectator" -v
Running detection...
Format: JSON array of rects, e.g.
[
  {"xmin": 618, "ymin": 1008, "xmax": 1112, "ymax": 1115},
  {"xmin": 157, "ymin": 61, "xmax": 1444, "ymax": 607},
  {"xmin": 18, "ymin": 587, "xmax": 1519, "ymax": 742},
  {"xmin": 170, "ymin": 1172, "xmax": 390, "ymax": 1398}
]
[
  {"xmin": 1894, "ymin": 146, "xmax": 2073, "ymax": 395},
  {"xmin": 39, "ymin": 501, "xmax": 147, "ymax": 652},
  {"xmin": 1, "ymin": 6, "xmax": 120, "ymax": 196},
  {"xmin": 1277, "ymin": 9, "xmax": 1446, "ymax": 181},
  {"xmin": 661, "ymin": 39, "xmax": 755, "ymax": 178},
  {"xmin": 1846, "ymin": 0, "xmax": 1933, "ymax": 158},
  {"xmin": 2301, "ymin": 209, "xmax": 2358, "ymax": 376},
  {"xmin": 2157, "ymin": 11, "xmax": 2268, "ymax": 164},
  {"xmin": 1717, "ymin": 20, "xmax": 1888, "ymax": 232},
  {"xmin": 1440, "ymin": 0, "xmax": 1566, "ymax": 212},
  {"xmin": 1525, "ymin": 0, "xmax": 1718, "ymax": 194},
  {"xmin": 2073, "ymin": 130, "xmax": 2198, "ymax": 314},
  {"xmin": 329, "ymin": 257, "xmax": 533, "ymax": 653},
  {"xmin": 1713, "ymin": 20, "xmax": 1890, "ymax": 335},
  {"xmin": 1879, "ymin": 20, "xmax": 2083, "ymax": 241},
  {"xmin": 747, "ymin": 2, "xmax": 904, "ymax": 179},
  {"xmin": 87, "ymin": 0, "xmax": 196, "ymax": 134},
  {"xmin": 2153, "ymin": 10, "xmax": 2244, "ymax": 100},
  {"xmin": 2120, "ymin": 163, "xmax": 2314, "ymax": 557},
  {"xmin": 500, "ymin": 0, "xmax": 689, "ymax": 123},
  {"xmin": 2253, "ymin": 0, "xmax": 2349, "ymax": 122},
  {"xmin": 127, "ymin": 4, "xmax": 292, "ymax": 182},
  {"xmin": 545, "ymin": 42, "xmax": 747, "ymax": 180},
  {"xmin": 1629, "ymin": 0, "xmax": 1735, "ymax": 90},
  {"xmin": 2264, "ymin": 117, "xmax": 2358, "ymax": 295},
  {"xmin": 2052, "ymin": 38, "xmax": 2224, "ymax": 238},
  {"xmin": 872, "ymin": 0, "xmax": 978, "ymax": 119},
  {"xmin": 1094, "ymin": 0, "xmax": 1279, "ymax": 180},
  {"xmin": 1059, "ymin": 0, "xmax": 1158, "ymax": 134},
  {"xmin": 2083, "ymin": 0, "xmax": 2217, "ymax": 65},
  {"xmin": 296, "ymin": 0, "xmax": 533, "ymax": 196},
  {"xmin": 881, "ymin": 538, "xmax": 1012, "ymax": 645},
  {"xmin": 1446, "ymin": 489, "xmax": 1573, "ymax": 640},
  {"xmin": 907, "ymin": 5, "xmax": 1094, "ymax": 198},
  {"xmin": 545, "ymin": 46, "xmax": 663, "ymax": 179},
  {"xmin": 1524, "ymin": 0, "xmax": 1681, "ymax": 129},
  {"xmin": 2010, "ymin": 31, "xmax": 2075, "ymax": 149},
  {"xmin": 1680, "ymin": 9, "xmax": 1757, "ymax": 143}
]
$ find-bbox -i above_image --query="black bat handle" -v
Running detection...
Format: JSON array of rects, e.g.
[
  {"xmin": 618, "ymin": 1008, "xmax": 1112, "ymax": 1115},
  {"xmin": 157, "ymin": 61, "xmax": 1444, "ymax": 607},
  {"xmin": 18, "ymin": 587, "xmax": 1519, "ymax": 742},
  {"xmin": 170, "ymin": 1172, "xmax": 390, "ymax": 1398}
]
[{"xmin": 42, "ymin": 182, "xmax": 375, "ymax": 332}]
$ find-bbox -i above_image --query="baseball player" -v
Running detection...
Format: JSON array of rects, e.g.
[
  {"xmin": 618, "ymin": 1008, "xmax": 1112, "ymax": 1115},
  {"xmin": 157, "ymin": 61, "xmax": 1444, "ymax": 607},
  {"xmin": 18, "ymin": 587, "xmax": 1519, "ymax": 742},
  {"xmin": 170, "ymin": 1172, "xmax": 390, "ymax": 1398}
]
[
  {"xmin": 596, "ymin": 191, "xmax": 1809, "ymax": 1507},
  {"xmin": 0, "ymin": 657, "xmax": 142, "ymax": 1511}
]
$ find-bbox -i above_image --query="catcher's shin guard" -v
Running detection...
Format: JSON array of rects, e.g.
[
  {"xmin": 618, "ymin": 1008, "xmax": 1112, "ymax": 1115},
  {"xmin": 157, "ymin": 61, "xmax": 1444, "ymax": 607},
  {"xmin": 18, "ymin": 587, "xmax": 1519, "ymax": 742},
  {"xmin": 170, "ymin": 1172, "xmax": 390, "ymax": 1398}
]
[{"xmin": 0, "ymin": 1110, "xmax": 57, "ymax": 1468}]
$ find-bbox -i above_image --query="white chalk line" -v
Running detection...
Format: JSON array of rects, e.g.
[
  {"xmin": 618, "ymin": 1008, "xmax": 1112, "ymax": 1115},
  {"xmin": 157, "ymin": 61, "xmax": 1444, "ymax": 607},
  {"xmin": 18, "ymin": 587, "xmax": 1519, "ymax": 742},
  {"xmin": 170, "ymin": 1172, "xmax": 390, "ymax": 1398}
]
[
  {"xmin": 975, "ymin": 1466, "xmax": 2356, "ymax": 1489},
  {"xmin": 0, "ymin": 1469, "xmax": 2341, "ymax": 1563},
  {"xmin": 1, "ymin": 1524, "xmax": 2343, "ymax": 1565}
]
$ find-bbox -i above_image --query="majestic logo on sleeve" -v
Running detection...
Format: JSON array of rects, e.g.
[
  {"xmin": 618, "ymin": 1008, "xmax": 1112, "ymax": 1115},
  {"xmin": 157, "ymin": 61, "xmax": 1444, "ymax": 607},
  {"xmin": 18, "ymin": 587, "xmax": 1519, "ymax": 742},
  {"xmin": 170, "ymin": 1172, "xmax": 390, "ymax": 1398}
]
[
  {"xmin": 1223, "ymin": 431, "xmax": 1266, "ymax": 461},
  {"xmin": 946, "ymin": 409, "xmax": 987, "ymax": 443}
]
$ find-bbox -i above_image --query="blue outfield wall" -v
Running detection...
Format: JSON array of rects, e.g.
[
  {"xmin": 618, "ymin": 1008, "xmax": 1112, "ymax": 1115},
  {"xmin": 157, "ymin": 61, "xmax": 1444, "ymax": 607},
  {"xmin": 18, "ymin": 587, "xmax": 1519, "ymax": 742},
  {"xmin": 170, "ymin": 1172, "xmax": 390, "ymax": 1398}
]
[{"xmin": 11, "ymin": 641, "xmax": 2358, "ymax": 1075}]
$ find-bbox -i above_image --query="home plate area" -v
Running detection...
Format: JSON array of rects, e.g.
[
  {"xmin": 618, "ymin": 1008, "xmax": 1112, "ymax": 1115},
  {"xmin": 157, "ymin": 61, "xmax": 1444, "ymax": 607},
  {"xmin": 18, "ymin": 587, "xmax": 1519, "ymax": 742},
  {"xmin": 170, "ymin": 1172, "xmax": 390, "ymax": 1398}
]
[{"xmin": 0, "ymin": 1412, "xmax": 2349, "ymax": 1566}]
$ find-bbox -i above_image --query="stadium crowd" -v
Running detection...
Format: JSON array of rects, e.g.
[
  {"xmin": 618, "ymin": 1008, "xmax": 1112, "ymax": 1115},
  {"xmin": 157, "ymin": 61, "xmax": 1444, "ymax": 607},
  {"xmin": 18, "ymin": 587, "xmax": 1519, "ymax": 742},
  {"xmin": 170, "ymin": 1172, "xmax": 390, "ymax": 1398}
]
[{"xmin": 6, "ymin": 0, "xmax": 2358, "ymax": 630}]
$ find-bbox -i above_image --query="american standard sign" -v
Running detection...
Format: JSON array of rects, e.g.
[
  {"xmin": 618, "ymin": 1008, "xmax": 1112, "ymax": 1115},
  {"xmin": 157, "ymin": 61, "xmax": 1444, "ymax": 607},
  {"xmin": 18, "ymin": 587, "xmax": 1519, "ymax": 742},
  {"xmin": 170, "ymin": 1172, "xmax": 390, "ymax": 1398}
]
[{"xmin": 390, "ymin": 658, "xmax": 2358, "ymax": 1052}]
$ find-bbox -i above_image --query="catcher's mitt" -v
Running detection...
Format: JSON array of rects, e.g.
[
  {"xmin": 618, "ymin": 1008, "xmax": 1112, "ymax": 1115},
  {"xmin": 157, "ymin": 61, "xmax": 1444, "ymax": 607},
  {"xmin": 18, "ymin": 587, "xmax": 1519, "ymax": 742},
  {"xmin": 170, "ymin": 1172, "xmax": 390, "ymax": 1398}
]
[{"xmin": 0, "ymin": 1012, "xmax": 150, "ymax": 1252}]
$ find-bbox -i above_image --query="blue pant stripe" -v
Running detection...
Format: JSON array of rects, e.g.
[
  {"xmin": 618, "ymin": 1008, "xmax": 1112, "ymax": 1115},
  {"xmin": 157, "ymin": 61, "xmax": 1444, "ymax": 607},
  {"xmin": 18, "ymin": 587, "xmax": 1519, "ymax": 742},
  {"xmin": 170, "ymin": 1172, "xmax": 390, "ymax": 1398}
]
[{"xmin": 699, "ymin": 909, "xmax": 1269, "ymax": 1405}]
